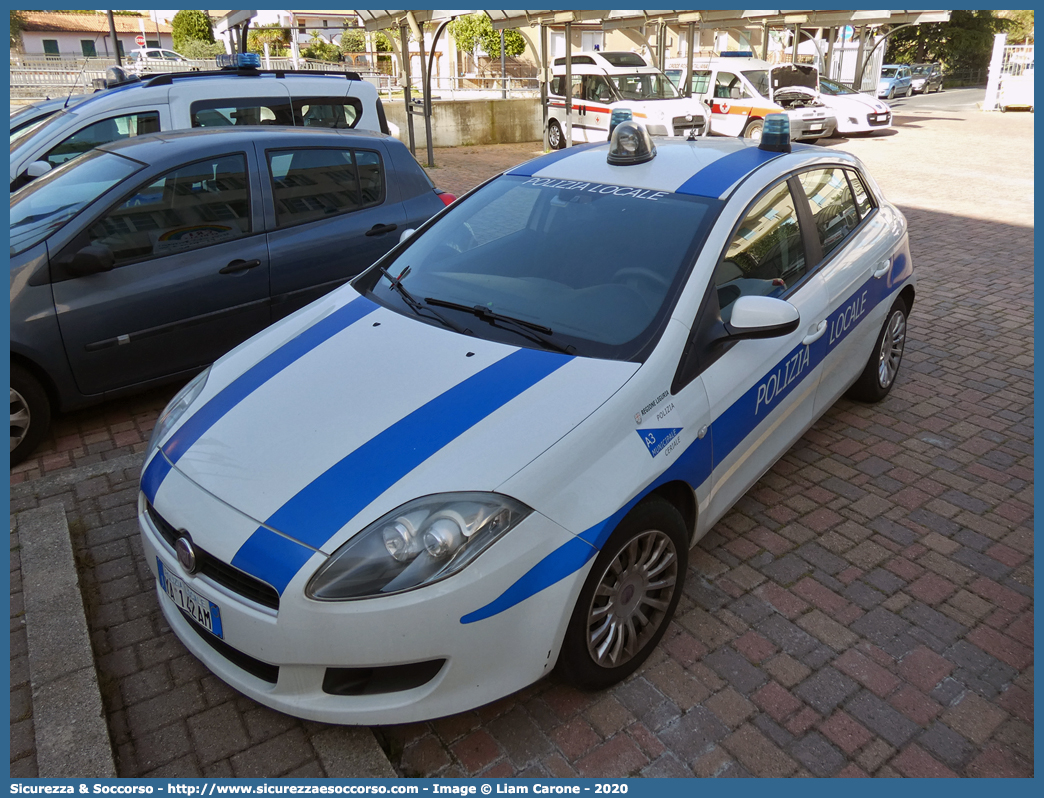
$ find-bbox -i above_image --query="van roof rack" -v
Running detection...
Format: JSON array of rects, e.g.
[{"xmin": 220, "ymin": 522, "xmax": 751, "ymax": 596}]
[{"xmin": 143, "ymin": 68, "xmax": 363, "ymax": 87}]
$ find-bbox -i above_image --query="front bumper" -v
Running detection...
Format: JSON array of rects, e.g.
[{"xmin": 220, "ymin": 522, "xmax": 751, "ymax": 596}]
[
  {"xmin": 788, "ymin": 114, "xmax": 837, "ymax": 140},
  {"xmin": 138, "ymin": 472, "xmax": 590, "ymax": 724}
]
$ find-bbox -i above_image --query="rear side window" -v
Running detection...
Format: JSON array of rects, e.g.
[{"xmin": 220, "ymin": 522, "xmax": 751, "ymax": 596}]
[
  {"xmin": 191, "ymin": 98, "xmax": 294, "ymax": 128},
  {"xmin": 691, "ymin": 71, "xmax": 712, "ymax": 95},
  {"xmin": 268, "ymin": 148, "xmax": 384, "ymax": 228},
  {"xmin": 798, "ymin": 168, "xmax": 860, "ymax": 260},
  {"xmin": 43, "ymin": 111, "xmax": 160, "ymax": 168},
  {"xmin": 87, "ymin": 153, "xmax": 251, "ymax": 266},
  {"xmin": 847, "ymin": 170, "xmax": 875, "ymax": 219},
  {"xmin": 293, "ymin": 97, "xmax": 362, "ymax": 129},
  {"xmin": 716, "ymin": 180, "xmax": 805, "ymax": 318}
]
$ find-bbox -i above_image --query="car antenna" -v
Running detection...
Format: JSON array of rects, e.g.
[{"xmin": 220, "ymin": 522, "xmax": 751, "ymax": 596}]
[{"xmin": 66, "ymin": 34, "xmax": 101, "ymax": 107}]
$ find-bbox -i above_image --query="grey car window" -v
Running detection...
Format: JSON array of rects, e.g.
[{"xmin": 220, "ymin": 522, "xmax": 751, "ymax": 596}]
[
  {"xmin": 88, "ymin": 153, "xmax": 251, "ymax": 266},
  {"xmin": 10, "ymin": 150, "xmax": 143, "ymax": 255},
  {"xmin": 268, "ymin": 147, "xmax": 383, "ymax": 229}
]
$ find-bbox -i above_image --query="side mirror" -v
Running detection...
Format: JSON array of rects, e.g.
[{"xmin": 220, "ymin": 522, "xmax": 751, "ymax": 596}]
[
  {"xmin": 67, "ymin": 243, "xmax": 115, "ymax": 277},
  {"xmin": 724, "ymin": 295, "xmax": 800, "ymax": 340},
  {"xmin": 26, "ymin": 161, "xmax": 52, "ymax": 179},
  {"xmin": 730, "ymin": 86, "xmax": 742, "ymax": 100},
  {"xmin": 398, "ymin": 228, "xmax": 415, "ymax": 244}
]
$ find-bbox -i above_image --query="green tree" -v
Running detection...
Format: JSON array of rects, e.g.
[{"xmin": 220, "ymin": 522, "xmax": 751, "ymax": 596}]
[
  {"xmin": 998, "ymin": 10, "xmax": 1034, "ymax": 43},
  {"xmin": 302, "ymin": 34, "xmax": 341, "ymax": 62},
  {"xmin": 10, "ymin": 10, "xmax": 27, "ymax": 49},
  {"xmin": 340, "ymin": 28, "xmax": 366, "ymax": 52},
  {"xmin": 171, "ymin": 10, "xmax": 214, "ymax": 52},
  {"xmin": 179, "ymin": 39, "xmax": 226, "ymax": 59},
  {"xmin": 248, "ymin": 23, "xmax": 290, "ymax": 56},
  {"xmin": 885, "ymin": 10, "xmax": 1012, "ymax": 71},
  {"xmin": 448, "ymin": 13, "xmax": 526, "ymax": 61}
]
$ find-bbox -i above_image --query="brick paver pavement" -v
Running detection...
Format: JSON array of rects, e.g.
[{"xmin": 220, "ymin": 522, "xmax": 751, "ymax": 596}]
[{"xmin": 10, "ymin": 94, "xmax": 1032, "ymax": 778}]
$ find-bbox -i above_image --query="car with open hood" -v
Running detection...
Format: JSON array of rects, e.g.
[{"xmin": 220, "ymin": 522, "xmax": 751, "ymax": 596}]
[
  {"xmin": 139, "ymin": 116, "xmax": 915, "ymax": 724},
  {"xmin": 667, "ymin": 56, "xmax": 837, "ymax": 141}
]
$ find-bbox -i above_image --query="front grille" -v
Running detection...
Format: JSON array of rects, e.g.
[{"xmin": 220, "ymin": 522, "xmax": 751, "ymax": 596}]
[
  {"xmin": 146, "ymin": 501, "xmax": 281, "ymax": 610},
  {"xmin": 180, "ymin": 608, "xmax": 280, "ymax": 684}
]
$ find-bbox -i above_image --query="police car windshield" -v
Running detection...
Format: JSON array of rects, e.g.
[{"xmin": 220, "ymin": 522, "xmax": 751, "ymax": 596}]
[
  {"xmin": 11, "ymin": 108, "xmax": 71, "ymax": 153},
  {"xmin": 358, "ymin": 174, "xmax": 721, "ymax": 361},
  {"xmin": 609, "ymin": 73, "xmax": 679, "ymax": 100}
]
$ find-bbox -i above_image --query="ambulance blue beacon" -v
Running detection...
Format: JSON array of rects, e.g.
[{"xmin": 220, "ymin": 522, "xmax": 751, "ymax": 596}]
[{"xmin": 139, "ymin": 115, "xmax": 915, "ymax": 724}]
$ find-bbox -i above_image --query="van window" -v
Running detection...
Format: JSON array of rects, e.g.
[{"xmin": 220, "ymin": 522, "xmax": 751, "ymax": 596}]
[
  {"xmin": 88, "ymin": 154, "xmax": 251, "ymax": 266},
  {"xmin": 714, "ymin": 72, "xmax": 749, "ymax": 100},
  {"xmin": 583, "ymin": 75, "xmax": 615, "ymax": 104},
  {"xmin": 609, "ymin": 73, "xmax": 678, "ymax": 100},
  {"xmin": 742, "ymin": 70, "xmax": 770, "ymax": 97},
  {"xmin": 191, "ymin": 98, "xmax": 293, "ymax": 127},
  {"xmin": 268, "ymin": 148, "xmax": 383, "ymax": 228},
  {"xmin": 43, "ymin": 111, "xmax": 161, "ymax": 169},
  {"xmin": 691, "ymin": 70, "xmax": 712, "ymax": 95},
  {"xmin": 600, "ymin": 52, "xmax": 647, "ymax": 67},
  {"xmin": 294, "ymin": 97, "xmax": 362, "ymax": 129},
  {"xmin": 551, "ymin": 75, "xmax": 583, "ymax": 98}
]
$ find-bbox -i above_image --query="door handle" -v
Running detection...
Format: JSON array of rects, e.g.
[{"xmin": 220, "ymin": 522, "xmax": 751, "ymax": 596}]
[
  {"xmin": 219, "ymin": 258, "xmax": 261, "ymax": 275},
  {"xmin": 365, "ymin": 223, "xmax": 398, "ymax": 237},
  {"xmin": 802, "ymin": 320, "xmax": 827, "ymax": 346},
  {"xmin": 872, "ymin": 259, "xmax": 891, "ymax": 279}
]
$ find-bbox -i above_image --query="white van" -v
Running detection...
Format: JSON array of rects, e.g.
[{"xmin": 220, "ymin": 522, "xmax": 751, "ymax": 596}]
[
  {"xmin": 665, "ymin": 56, "xmax": 836, "ymax": 141},
  {"xmin": 546, "ymin": 51, "xmax": 709, "ymax": 148},
  {"xmin": 11, "ymin": 59, "xmax": 394, "ymax": 190}
]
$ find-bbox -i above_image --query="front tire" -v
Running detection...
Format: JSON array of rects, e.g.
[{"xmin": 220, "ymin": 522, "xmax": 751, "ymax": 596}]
[
  {"xmin": 11, "ymin": 363, "xmax": 51, "ymax": 466},
  {"xmin": 742, "ymin": 118, "xmax": 764, "ymax": 141},
  {"xmin": 846, "ymin": 297, "xmax": 908, "ymax": 403},
  {"xmin": 557, "ymin": 496, "xmax": 688, "ymax": 690},
  {"xmin": 547, "ymin": 119, "xmax": 565, "ymax": 150}
]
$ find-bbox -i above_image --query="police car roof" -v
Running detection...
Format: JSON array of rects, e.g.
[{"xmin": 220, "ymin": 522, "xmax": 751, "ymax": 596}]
[{"xmin": 506, "ymin": 137, "xmax": 860, "ymax": 200}]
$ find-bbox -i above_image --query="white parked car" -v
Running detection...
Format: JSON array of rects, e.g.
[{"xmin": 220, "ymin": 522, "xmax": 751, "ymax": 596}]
[
  {"xmin": 139, "ymin": 117, "xmax": 915, "ymax": 724},
  {"xmin": 818, "ymin": 76, "xmax": 893, "ymax": 135},
  {"xmin": 128, "ymin": 47, "xmax": 194, "ymax": 75}
]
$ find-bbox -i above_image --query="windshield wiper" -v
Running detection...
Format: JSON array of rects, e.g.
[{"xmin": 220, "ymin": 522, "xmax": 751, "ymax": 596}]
[
  {"xmin": 375, "ymin": 265, "xmax": 470, "ymax": 335},
  {"xmin": 424, "ymin": 297, "xmax": 575, "ymax": 355}
]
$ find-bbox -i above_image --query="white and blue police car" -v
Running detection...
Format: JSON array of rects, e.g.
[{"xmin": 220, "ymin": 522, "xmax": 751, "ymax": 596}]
[{"xmin": 139, "ymin": 116, "xmax": 914, "ymax": 724}]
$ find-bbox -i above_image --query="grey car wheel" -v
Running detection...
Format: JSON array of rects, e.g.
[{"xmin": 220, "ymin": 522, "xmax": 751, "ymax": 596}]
[
  {"xmin": 846, "ymin": 297, "xmax": 909, "ymax": 403},
  {"xmin": 10, "ymin": 363, "xmax": 51, "ymax": 466},
  {"xmin": 547, "ymin": 119, "xmax": 565, "ymax": 150},
  {"xmin": 557, "ymin": 496, "xmax": 688, "ymax": 689}
]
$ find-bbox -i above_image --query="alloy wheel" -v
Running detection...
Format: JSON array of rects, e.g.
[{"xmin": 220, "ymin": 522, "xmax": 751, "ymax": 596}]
[{"xmin": 877, "ymin": 309, "xmax": 906, "ymax": 389}]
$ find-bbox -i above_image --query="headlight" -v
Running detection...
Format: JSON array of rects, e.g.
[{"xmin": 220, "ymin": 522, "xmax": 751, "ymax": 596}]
[
  {"xmin": 306, "ymin": 492, "xmax": 531, "ymax": 600},
  {"xmin": 145, "ymin": 366, "xmax": 211, "ymax": 460}
]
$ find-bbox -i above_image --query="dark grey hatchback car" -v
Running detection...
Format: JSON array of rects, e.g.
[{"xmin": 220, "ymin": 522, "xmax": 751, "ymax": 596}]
[{"xmin": 10, "ymin": 126, "xmax": 452, "ymax": 464}]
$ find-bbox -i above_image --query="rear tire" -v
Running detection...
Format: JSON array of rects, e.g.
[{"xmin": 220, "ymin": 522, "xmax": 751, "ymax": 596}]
[
  {"xmin": 11, "ymin": 363, "xmax": 51, "ymax": 466},
  {"xmin": 547, "ymin": 119, "xmax": 565, "ymax": 150},
  {"xmin": 557, "ymin": 496, "xmax": 688, "ymax": 690},
  {"xmin": 846, "ymin": 297, "xmax": 908, "ymax": 403}
]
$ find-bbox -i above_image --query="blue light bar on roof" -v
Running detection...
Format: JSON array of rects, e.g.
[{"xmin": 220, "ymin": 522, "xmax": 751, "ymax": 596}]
[{"xmin": 216, "ymin": 52, "xmax": 261, "ymax": 69}]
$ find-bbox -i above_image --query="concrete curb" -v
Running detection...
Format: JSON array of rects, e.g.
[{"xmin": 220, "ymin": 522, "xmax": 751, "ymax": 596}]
[
  {"xmin": 15, "ymin": 458, "xmax": 400, "ymax": 778},
  {"xmin": 19, "ymin": 503, "xmax": 116, "ymax": 778}
]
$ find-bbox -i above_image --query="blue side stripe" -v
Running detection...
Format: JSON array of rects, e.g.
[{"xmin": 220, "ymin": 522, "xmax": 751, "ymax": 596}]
[
  {"xmin": 231, "ymin": 347, "xmax": 574, "ymax": 594},
  {"xmin": 506, "ymin": 142, "xmax": 604, "ymax": 177},
  {"xmin": 462, "ymin": 263, "xmax": 911, "ymax": 623},
  {"xmin": 676, "ymin": 147, "xmax": 784, "ymax": 198},
  {"xmin": 141, "ymin": 296, "xmax": 379, "ymax": 504}
]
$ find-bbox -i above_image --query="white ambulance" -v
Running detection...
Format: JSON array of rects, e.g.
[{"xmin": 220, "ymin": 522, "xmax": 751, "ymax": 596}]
[
  {"xmin": 666, "ymin": 55, "xmax": 836, "ymax": 141},
  {"xmin": 546, "ymin": 51, "xmax": 709, "ymax": 148}
]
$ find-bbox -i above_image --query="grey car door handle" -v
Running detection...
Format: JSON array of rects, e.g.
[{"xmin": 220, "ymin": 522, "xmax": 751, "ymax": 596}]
[
  {"xmin": 365, "ymin": 223, "xmax": 398, "ymax": 237},
  {"xmin": 219, "ymin": 259, "xmax": 262, "ymax": 275}
]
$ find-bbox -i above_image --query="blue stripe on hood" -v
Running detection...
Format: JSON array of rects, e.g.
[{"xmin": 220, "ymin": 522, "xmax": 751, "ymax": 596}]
[
  {"xmin": 231, "ymin": 347, "xmax": 575, "ymax": 594},
  {"xmin": 141, "ymin": 295, "xmax": 379, "ymax": 504}
]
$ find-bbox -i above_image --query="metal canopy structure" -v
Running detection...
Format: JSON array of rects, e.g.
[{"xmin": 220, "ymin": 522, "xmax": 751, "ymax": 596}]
[{"xmin": 359, "ymin": 9, "xmax": 951, "ymax": 155}]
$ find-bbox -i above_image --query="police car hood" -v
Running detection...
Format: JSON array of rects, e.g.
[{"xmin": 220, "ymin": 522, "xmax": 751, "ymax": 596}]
[{"xmin": 157, "ymin": 289, "xmax": 639, "ymax": 553}]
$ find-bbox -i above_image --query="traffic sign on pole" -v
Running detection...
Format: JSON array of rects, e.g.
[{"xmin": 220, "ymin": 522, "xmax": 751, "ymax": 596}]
[{"xmin": 135, "ymin": 34, "xmax": 146, "ymax": 47}]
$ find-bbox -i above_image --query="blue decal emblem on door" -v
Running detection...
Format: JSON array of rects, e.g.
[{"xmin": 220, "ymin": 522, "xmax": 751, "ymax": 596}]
[{"xmin": 638, "ymin": 428, "xmax": 683, "ymax": 457}]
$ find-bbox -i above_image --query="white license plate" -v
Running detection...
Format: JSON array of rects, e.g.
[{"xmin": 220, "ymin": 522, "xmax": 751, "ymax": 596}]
[
  {"xmin": 158, "ymin": 558, "xmax": 224, "ymax": 638},
  {"xmin": 808, "ymin": 124, "xmax": 823, "ymax": 131}
]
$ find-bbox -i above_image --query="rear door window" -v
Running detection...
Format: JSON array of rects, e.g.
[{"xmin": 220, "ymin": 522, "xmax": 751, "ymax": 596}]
[
  {"xmin": 797, "ymin": 168, "xmax": 861, "ymax": 260},
  {"xmin": 191, "ymin": 98, "xmax": 294, "ymax": 128},
  {"xmin": 292, "ymin": 97, "xmax": 362, "ymax": 128},
  {"xmin": 268, "ymin": 147, "xmax": 384, "ymax": 228}
]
